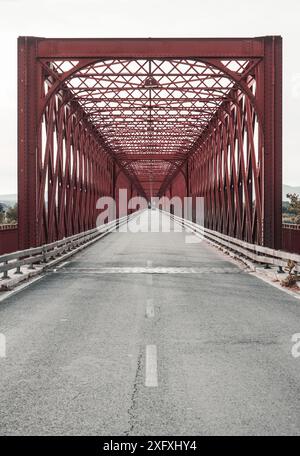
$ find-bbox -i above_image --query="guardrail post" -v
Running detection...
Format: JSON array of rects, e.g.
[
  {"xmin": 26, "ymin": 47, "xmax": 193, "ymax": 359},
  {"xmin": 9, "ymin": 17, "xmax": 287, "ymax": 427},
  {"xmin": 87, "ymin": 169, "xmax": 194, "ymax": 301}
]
[
  {"xmin": 62, "ymin": 242, "xmax": 68, "ymax": 255},
  {"xmin": 2, "ymin": 261, "xmax": 10, "ymax": 279},
  {"xmin": 14, "ymin": 265, "xmax": 23, "ymax": 275},
  {"xmin": 42, "ymin": 246, "xmax": 47, "ymax": 263},
  {"xmin": 55, "ymin": 248, "xmax": 62, "ymax": 257}
]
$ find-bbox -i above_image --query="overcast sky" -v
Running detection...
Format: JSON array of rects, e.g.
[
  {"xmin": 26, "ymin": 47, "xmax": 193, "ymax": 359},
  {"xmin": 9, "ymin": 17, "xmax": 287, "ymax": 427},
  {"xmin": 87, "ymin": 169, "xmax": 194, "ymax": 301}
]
[{"xmin": 0, "ymin": 0, "xmax": 299, "ymax": 194}]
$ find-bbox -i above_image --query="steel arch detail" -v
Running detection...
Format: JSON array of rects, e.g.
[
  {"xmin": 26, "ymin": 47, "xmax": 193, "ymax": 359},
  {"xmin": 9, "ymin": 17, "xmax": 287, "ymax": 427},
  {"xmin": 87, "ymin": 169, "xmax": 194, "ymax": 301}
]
[{"xmin": 18, "ymin": 36, "xmax": 282, "ymax": 249}]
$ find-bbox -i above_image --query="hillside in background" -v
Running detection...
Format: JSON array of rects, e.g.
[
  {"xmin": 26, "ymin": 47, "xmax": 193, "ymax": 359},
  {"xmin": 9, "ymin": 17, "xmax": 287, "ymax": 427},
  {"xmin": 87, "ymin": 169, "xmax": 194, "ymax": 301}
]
[
  {"xmin": 0, "ymin": 194, "xmax": 17, "ymax": 208},
  {"xmin": 0, "ymin": 187, "xmax": 299, "ymax": 207}
]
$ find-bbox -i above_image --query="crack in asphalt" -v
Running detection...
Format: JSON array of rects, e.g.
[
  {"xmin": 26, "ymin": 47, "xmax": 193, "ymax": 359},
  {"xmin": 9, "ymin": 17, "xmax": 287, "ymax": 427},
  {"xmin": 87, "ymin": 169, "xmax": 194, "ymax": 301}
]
[{"xmin": 124, "ymin": 350, "xmax": 143, "ymax": 436}]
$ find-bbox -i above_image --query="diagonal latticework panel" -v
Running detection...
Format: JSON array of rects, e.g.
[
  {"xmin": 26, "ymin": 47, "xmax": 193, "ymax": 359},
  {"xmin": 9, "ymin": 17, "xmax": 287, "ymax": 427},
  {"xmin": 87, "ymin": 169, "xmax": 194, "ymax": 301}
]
[{"xmin": 188, "ymin": 77, "xmax": 262, "ymax": 243}]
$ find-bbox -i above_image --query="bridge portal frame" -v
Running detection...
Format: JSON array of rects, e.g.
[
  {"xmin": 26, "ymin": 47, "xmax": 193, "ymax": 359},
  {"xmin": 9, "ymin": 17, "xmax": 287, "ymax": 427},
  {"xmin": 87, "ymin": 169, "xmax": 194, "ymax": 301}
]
[{"xmin": 18, "ymin": 36, "xmax": 282, "ymax": 250}]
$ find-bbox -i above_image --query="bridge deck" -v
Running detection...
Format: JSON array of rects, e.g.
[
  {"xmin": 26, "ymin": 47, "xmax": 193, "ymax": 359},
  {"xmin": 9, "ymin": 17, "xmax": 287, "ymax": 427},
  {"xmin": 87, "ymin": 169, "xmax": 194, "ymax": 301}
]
[{"xmin": 0, "ymin": 211, "xmax": 299, "ymax": 435}]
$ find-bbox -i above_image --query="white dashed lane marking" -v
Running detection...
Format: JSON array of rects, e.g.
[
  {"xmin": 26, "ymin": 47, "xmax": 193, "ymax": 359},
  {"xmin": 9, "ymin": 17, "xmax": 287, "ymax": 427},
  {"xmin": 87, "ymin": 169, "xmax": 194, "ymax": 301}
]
[
  {"xmin": 146, "ymin": 299, "xmax": 155, "ymax": 318},
  {"xmin": 145, "ymin": 345, "xmax": 158, "ymax": 387}
]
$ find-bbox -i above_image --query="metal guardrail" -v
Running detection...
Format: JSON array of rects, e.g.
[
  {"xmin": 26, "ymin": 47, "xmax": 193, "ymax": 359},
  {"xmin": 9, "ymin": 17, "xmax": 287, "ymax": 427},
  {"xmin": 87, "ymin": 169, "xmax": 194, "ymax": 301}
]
[
  {"xmin": 283, "ymin": 223, "xmax": 300, "ymax": 231},
  {"xmin": 166, "ymin": 212, "xmax": 300, "ymax": 270},
  {"xmin": 2, "ymin": 210, "xmax": 299, "ymax": 282},
  {"xmin": 0, "ymin": 213, "xmax": 137, "ymax": 280},
  {"xmin": 0, "ymin": 223, "xmax": 18, "ymax": 231}
]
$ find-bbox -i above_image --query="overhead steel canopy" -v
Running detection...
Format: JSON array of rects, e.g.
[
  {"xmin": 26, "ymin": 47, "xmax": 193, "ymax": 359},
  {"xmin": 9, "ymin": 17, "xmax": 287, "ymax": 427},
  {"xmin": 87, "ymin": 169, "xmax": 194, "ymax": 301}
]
[
  {"xmin": 42, "ymin": 56, "xmax": 257, "ymax": 198},
  {"xmin": 18, "ymin": 37, "xmax": 282, "ymax": 250}
]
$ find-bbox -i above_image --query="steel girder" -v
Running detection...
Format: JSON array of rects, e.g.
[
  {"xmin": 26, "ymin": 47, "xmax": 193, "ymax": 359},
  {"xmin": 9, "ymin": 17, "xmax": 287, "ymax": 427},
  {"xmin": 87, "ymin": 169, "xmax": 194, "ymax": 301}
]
[{"xmin": 18, "ymin": 37, "xmax": 282, "ymax": 249}]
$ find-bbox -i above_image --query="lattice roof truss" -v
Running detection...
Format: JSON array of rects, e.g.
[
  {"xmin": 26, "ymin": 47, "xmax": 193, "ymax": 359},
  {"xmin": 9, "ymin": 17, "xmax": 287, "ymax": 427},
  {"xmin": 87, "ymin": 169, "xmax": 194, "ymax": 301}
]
[{"xmin": 42, "ymin": 56, "xmax": 259, "ymax": 198}]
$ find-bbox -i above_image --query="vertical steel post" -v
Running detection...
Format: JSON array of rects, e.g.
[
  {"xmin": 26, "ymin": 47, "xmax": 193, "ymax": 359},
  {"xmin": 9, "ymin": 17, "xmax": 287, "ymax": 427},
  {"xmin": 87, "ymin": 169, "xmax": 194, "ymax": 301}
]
[
  {"xmin": 18, "ymin": 37, "xmax": 40, "ymax": 249},
  {"xmin": 263, "ymin": 36, "xmax": 282, "ymax": 249}
]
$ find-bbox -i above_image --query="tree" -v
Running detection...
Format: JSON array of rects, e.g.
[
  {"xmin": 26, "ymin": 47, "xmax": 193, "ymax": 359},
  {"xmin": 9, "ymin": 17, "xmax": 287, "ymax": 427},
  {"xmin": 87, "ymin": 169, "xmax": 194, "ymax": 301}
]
[
  {"xmin": 5, "ymin": 203, "xmax": 18, "ymax": 224},
  {"xmin": 287, "ymin": 193, "xmax": 300, "ymax": 224}
]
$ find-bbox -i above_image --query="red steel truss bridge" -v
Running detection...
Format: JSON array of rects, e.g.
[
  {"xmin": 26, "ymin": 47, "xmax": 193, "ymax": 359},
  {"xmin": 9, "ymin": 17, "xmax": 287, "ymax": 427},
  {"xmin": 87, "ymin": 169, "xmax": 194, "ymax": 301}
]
[
  {"xmin": 3, "ymin": 37, "xmax": 300, "ymax": 438},
  {"xmin": 15, "ymin": 36, "xmax": 282, "ymax": 250}
]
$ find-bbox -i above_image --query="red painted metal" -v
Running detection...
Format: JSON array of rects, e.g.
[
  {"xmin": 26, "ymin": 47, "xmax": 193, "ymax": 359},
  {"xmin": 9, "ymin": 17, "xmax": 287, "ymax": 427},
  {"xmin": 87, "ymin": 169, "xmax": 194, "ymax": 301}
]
[
  {"xmin": 282, "ymin": 225, "xmax": 300, "ymax": 254},
  {"xmin": 0, "ymin": 224, "xmax": 18, "ymax": 231},
  {"xmin": 36, "ymin": 38, "xmax": 265, "ymax": 59},
  {"xmin": 18, "ymin": 36, "xmax": 282, "ymax": 250},
  {"xmin": 0, "ymin": 227, "xmax": 19, "ymax": 255}
]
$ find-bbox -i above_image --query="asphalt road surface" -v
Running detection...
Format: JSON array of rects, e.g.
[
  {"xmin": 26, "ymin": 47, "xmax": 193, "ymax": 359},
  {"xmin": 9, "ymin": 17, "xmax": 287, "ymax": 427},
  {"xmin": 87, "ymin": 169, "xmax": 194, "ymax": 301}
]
[{"xmin": 0, "ymin": 210, "xmax": 300, "ymax": 435}]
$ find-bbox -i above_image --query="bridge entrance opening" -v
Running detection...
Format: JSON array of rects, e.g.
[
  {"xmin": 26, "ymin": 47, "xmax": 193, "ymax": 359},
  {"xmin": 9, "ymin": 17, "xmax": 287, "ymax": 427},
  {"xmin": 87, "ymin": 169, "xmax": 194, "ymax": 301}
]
[{"xmin": 18, "ymin": 37, "xmax": 282, "ymax": 250}]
